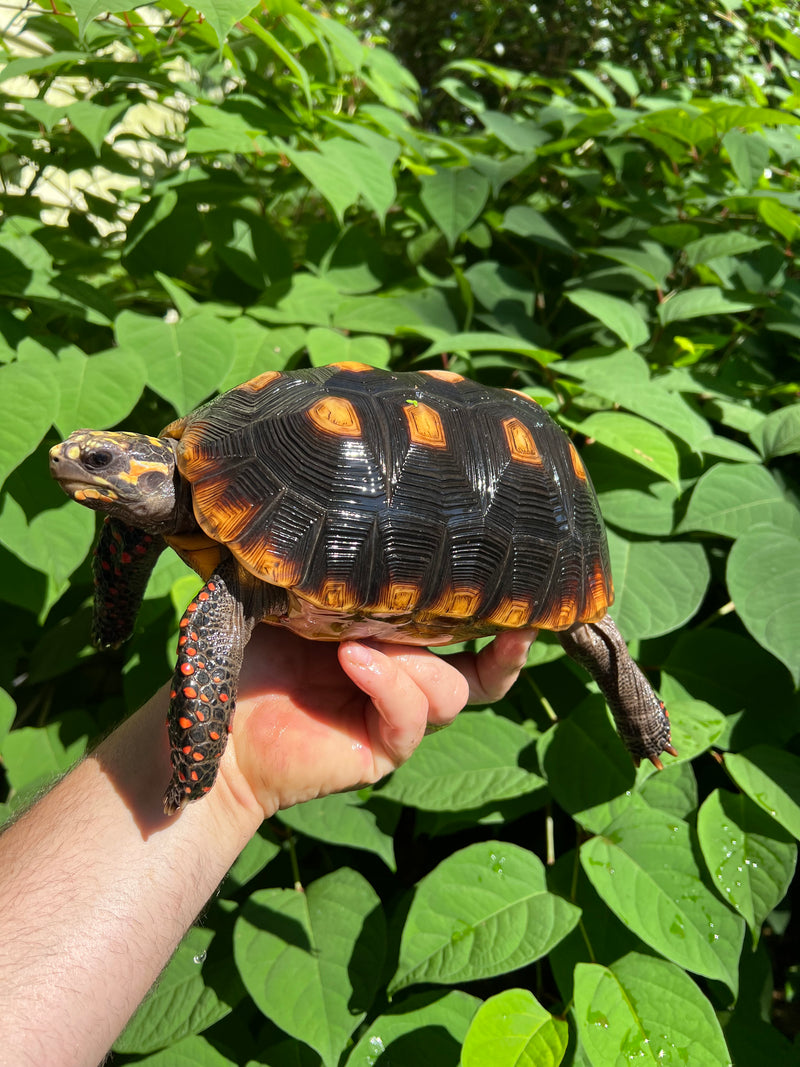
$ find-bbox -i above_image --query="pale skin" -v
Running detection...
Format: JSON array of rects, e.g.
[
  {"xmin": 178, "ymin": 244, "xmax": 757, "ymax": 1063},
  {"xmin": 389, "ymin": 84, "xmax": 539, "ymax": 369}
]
[{"xmin": 0, "ymin": 625, "xmax": 536, "ymax": 1067}]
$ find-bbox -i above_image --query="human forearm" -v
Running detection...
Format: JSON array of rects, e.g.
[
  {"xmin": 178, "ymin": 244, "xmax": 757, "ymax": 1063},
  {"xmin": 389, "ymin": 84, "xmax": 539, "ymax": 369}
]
[{"xmin": 0, "ymin": 687, "xmax": 261, "ymax": 1067}]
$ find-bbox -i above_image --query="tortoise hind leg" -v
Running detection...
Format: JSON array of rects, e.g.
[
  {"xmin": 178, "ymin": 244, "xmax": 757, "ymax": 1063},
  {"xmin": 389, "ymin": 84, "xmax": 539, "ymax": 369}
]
[
  {"xmin": 558, "ymin": 614, "xmax": 678, "ymax": 766},
  {"xmin": 163, "ymin": 562, "xmax": 286, "ymax": 815}
]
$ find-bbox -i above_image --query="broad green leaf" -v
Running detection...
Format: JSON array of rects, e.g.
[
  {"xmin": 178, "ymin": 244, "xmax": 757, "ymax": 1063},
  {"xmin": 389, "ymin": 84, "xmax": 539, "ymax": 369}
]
[
  {"xmin": 1, "ymin": 712, "xmax": 92, "ymax": 793},
  {"xmin": 421, "ymin": 332, "xmax": 559, "ymax": 364},
  {"xmin": 0, "ymin": 492, "xmax": 96, "ymax": 618},
  {"xmin": 115, "ymin": 311, "xmax": 235, "ymax": 415},
  {"xmin": 65, "ymin": 99, "xmax": 127, "ymax": 156},
  {"xmin": 500, "ymin": 206, "xmax": 574, "ymax": 256},
  {"xmin": 576, "ymin": 412, "xmax": 680, "ymax": 487},
  {"xmin": 727, "ymin": 527, "xmax": 800, "ymax": 682},
  {"xmin": 419, "ymin": 168, "xmax": 490, "ymax": 250},
  {"xmin": 306, "ymin": 327, "xmax": 390, "ymax": 368},
  {"xmin": 680, "ymin": 463, "xmax": 798, "ymax": 538},
  {"xmin": 291, "ymin": 138, "xmax": 397, "ymax": 224},
  {"xmin": 581, "ymin": 806, "xmax": 745, "ymax": 991},
  {"xmin": 697, "ymin": 789, "xmax": 795, "ymax": 943},
  {"xmin": 346, "ymin": 990, "xmax": 479, "ymax": 1067},
  {"xmin": 285, "ymin": 144, "xmax": 360, "ymax": 224},
  {"xmin": 0, "ymin": 688, "xmax": 15, "ymax": 746},
  {"xmin": 725, "ymin": 747, "xmax": 800, "ymax": 840},
  {"xmin": 566, "ymin": 290, "xmax": 649, "ymax": 349},
  {"xmin": 758, "ymin": 199, "xmax": 800, "ymax": 243},
  {"xmin": 607, "ymin": 530, "xmax": 710, "ymax": 639},
  {"xmin": 278, "ymin": 791, "xmax": 398, "ymax": 870},
  {"xmin": 220, "ymin": 320, "xmax": 306, "ymax": 391},
  {"xmin": 225, "ymin": 825, "xmax": 282, "ymax": 891},
  {"xmin": 657, "ymin": 287, "xmax": 754, "ymax": 325},
  {"xmin": 54, "ymin": 348, "xmax": 148, "ymax": 435},
  {"xmin": 233, "ymin": 867, "xmax": 384, "ymax": 1067},
  {"xmin": 461, "ymin": 988, "xmax": 568, "ymax": 1067},
  {"xmin": 195, "ymin": 0, "xmax": 261, "ymax": 43},
  {"xmin": 0, "ymin": 360, "xmax": 59, "ymax": 489},
  {"xmin": 391, "ymin": 841, "xmax": 580, "ymax": 992},
  {"xmin": 574, "ymin": 953, "xmax": 731, "ymax": 1067},
  {"xmin": 378, "ymin": 709, "xmax": 545, "ymax": 812},
  {"xmin": 478, "ymin": 110, "xmax": 548, "ymax": 152},
  {"xmin": 131, "ymin": 1034, "xmax": 238, "ymax": 1066},
  {"xmin": 723, "ymin": 129, "xmax": 770, "ymax": 190},
  {"xmin": 638, "ymin": 761, "xmax": 698, "ymax": 821},
  {"xmin": 539, "ymin": 698, "xmax": 636, "ymax": 835},
  {"xmin": 751, "ymin": 405, "xmax": 800, "ymax": 459},
  {"xmin": 68, "ymin": 0, "xmax": 128, "ymax": 37},
  {"xmin": 684, "ymin": 233, "xmax": 768, "ymax": 266},
  {"xmin": 114, "ymin": 927, "xmax": 238, "ymax": 1053},
  {"xmin": 241, "ymin": 17, "xmax": 312, "ymax": 105},
  {"xmin": 650, "ymin": 687, "xmax": 725, "ymax": 767}
]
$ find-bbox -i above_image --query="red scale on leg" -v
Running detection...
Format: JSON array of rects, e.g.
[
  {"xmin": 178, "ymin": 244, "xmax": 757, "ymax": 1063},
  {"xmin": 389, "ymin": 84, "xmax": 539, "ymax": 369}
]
[{"xmin": 163, "ymin": 572, "xmax": 243, "ymax": 815}]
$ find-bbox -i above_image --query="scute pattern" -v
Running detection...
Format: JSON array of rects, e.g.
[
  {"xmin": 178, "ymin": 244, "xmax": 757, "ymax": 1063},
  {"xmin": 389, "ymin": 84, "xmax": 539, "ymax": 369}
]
[{"xmin": 170, "ymin": 365, "xmax": 612, "ymax": 638}]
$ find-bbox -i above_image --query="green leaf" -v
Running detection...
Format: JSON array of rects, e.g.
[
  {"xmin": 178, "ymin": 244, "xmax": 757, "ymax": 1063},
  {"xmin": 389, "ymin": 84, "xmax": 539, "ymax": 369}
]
[
  {"xmin": 461, "ymin": 988, "xmax": 568, "ymax": 1067},
  {"xmin": 347, "ymin": 990, "xmax": 479, "ymax": 1067},
  {"xmin": 727, "ymin": 526, "xmax": 800, "ymax": 683},
  {"xmin": 0, "ymin": 688, "xmax": 15, "ymax": 747},
  {"xmin": 419, "ymin": 168, "xmax": 490, "ymax": 250},
  {"xmin": 500, "ymin": 206, "xmax": 574, "ymax": 256},
  {"xmin": 2, "ymin": 712, "xmax": 92, "ymax": 794},
  {"xmin": 114, "ymin": 927, "xmax": 238, "ymax": 1053},
  {"xmin": 574, "ymin": 953, "xmax": 731, "ymax": 1067},
  {"xmin": 697, "ymin": 789, "xmax": 795, "ymax": 943},
  {"xmin": 391, "ymin": 841, "xmax": 580, "ymax": 993},
  {"xmin": 225, "ymin": 825, "xmax": 281, "ymax": 891},
  {"xmin": 725, "ymin": 747, "xmax": 800, "ymax": 840},
  {"xmin": 233, "ymin": 867, "xmax": 384, "ymax": 1067},
  {"xmin": 657, "ymin": 287, "xmax": 754, "ymax": 325},
  {"xmin": 751, "ymin": 405, "xmax": 800, "ymax": 459},
  {"xmin": 581, "ymin": 806, "xmax": 745, "ymax": 991},
  {"xmin": 115, "ymin": 311, "xmax": 235, "ymax": 415},
  {"xmin": 131, "ymin": 1034, "xmax": 238, "ymax": 1066},
  {"xmin": 607, "ymin": 530, "xmax": 710, "ymax": 640},
  {"xmin": 278, "ymin": 791, "xmax": 398, "ymax": 870},
  {"xmin": 65, "ymin": 99, "xmax": 128, "ymax": 156},
  {"xmin": 566, "ymin": 290, "xmax": 650, "ymax": 349},
  {"xmin": 758, "ymin": 199, "xmax": 800, "ymax": 243},
  {"xmin": 0, "ymin": 360, "xmax": 59, "ymax": 489},
  {"xmin": 54, "ymin": 348, "xmax": 148, "ymax": 435},
  {"xmin": 723, "ymin": 129, "xmax": 770, "ymax": 190},
  {"xmin": 422, "ymin": 332, "xmax": 559, "ymax": 364},
  {"xmin": 576, "ymin": 412, "xmax": 680, "ymax": 487},
  {"xmin": 68, "ymin": 0, "xmax": 128, "ymax": 38},
  {"xmin": 684, "ymin": 232, "xmax": 769, "ymax": 267},
  {"xmin": 306, "ymin": 327, "xmax": 390, "ymax": 368},
  {"xmin": 378, "ymin": 709, "xmax": 545, "ymax": 812},
  {"xmin": 681, "ymin": 463, "xmax": 798, "ymax": 539}
]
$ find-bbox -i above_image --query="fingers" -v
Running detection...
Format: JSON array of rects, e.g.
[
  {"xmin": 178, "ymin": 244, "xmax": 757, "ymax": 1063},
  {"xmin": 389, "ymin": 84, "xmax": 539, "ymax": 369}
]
[
  {"xmin": 448, "ymin": 629, "xmax": 538, "ymax": 704},
  {"xmin": 338, "ymin": 642, "xmax": 469, "ymax": 766}
]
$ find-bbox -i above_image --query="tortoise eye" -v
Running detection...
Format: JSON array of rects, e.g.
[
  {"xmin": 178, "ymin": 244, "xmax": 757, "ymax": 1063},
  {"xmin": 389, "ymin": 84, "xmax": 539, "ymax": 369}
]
[{"xmin": 83, "ymin": 449, "xmax": 113, "ymax": 471}]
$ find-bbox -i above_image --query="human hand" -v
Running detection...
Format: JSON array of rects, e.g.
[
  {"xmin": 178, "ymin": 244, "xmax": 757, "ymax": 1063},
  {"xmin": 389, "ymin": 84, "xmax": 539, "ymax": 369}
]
[{"xmin": 219, "ymin": 626, "xmax": 538, "ymax": 821}]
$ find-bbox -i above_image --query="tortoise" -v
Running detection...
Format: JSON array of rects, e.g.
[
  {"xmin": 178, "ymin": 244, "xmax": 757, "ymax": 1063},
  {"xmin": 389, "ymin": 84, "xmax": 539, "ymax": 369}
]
[{"xmin": 50, "ymin": 362, "xmax": 675, "ymax": 814}]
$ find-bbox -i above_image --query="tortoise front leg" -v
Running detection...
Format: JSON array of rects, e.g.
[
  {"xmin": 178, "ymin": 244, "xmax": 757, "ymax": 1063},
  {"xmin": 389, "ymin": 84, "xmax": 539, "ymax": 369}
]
[
  {"xmin": 558, "ymin": 614, "xmax": 678, "ymax": 767},
  {"xmin": 92, "ymin": 517, "xmax": 166, "ymax": 649},
  {"xmin": 163, "ymin": 563, "xmax": 286, "ymax": 815}
]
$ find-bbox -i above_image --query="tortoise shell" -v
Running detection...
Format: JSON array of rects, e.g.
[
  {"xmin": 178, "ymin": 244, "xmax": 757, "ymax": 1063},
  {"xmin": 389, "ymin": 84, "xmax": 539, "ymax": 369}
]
[{"xmin": 160, "ymin": 362, "xmax": 613, "ymax": 644}]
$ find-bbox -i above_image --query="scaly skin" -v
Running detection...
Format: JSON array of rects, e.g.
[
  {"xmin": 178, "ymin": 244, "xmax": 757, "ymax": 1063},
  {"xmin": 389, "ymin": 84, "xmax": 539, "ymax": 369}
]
[
  {"xmin": 92, "ymin": 518, "xmax": 166, "ymax": 649},
  {"xmin": 559, "ymin": 615, "xmax": 677, "ymax": 766},
  {"xmin": 163, "ymin": 564, "xmax": 286, "ymax": 815}
]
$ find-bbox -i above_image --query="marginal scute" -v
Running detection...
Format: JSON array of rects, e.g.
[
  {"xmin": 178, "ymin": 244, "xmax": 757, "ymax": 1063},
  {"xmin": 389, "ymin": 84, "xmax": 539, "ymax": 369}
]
[
  {"xmin": 423, "ymin": 585, "xmax": 482, "ymax": 620},
  {"xmin": 487, "ymin": 597, "xmax": 534, "ymax": 629},
  {"xmin": 568, "ymin": 441, "xmax": 587, "ymax": 481},
  {"xmin": 419, "ymin": 369, "xmax": 464, "ymax": 383},
  {"xmin": 237, "ymin": 370, "xmax": 283, "ymax": 392},
  {"xmin": 328, "ymin": 361, "xmax": 374, "ymax": 372}
]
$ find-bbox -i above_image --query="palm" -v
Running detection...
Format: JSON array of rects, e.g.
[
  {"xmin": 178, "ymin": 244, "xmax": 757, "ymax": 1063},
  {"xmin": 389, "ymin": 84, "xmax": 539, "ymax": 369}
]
[{"xmin": 227, "ymin": 624, "xmax": 537, "ymax": 817}]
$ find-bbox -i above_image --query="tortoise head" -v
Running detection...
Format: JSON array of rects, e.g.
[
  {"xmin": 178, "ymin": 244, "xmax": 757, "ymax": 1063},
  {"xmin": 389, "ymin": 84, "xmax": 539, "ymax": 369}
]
[{"xmin": 50, "ymin": 431, "xmax": 180, "ymax": 530}]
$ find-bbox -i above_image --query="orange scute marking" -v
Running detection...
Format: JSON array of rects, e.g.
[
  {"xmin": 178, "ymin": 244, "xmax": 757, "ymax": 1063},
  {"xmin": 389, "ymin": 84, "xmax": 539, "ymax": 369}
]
[
  {"xmin": 377, "ymin": 581, "xmax": 421, "ymax": 613},
  {"xmin": 505, "ymin": 388, "xmax": 537, "ymax": 402},
  {"xmin": 192, "ymin": 751, "xmax": 204, "ymax": 762},
  {"xmin": 502, "ymin": 417, "xmax": 542, "ymax": 465},
  {"xmin": 427, "ymin": 585, "xmax": 482, "ymax": 620},
  {"xmin": 328, "ymin": 361, "xmax": 373, "ymax": 372},
  {"xmin": 238, "ymin": 370, "xmax": 282, "ymax": 392},
  {"xmin": 569, "ymin": 441, "xmax": 587, "ymax": 481},
  {"xmin": 190, "ymin": 770, "xmax": 199, "ymax": 781},
  {"xmin": 307, "ymin": 396, "xmax": 362, "ymax": 438},
  {"xmin": 487, "ymin": 597, "xmax": 534, "ymax": 629},
  {"xmin": 239, "ymin": 543, "xmax": 302, "ymax": 587},
  {"xmin": 178, "ymin": 716, "xmax": 192, "ymax": 729},
  {"xmin": 403, "ymin": 402, "xmax": 447, "ymax": 448},
  {"xmin": 420, "ymin": 369, "xmax": 464, "ymax": 383},
  {"xmin": 317, "ymin": 579, "xmax": 357, "ymax": 611}
]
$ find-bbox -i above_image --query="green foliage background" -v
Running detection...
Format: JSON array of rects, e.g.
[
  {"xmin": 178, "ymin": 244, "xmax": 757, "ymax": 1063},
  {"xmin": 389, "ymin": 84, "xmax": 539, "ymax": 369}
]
[{"xmin": 2, "ymin": 1, "xmax": 800, "ymax": 1063}]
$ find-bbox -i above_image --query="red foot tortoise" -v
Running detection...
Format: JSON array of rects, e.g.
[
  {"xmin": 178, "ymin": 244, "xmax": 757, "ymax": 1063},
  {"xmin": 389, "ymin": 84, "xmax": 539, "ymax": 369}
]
[{"xmin": 50, "ymin": 362, "xmax": 675, "ymax": 814}]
